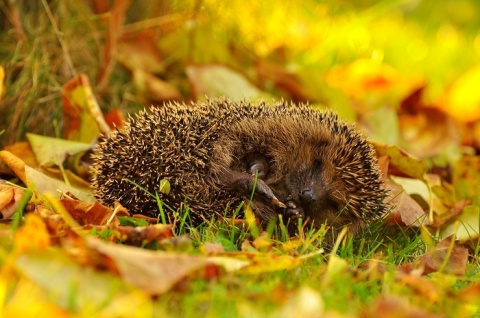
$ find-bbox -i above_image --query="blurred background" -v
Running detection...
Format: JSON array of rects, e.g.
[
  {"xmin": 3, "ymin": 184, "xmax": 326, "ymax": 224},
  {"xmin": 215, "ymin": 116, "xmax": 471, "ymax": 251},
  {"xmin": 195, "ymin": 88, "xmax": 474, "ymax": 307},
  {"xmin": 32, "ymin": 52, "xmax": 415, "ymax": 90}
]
[{"xmin": 1, "ymin": 0, "xmax": 479, "ymax": 161}]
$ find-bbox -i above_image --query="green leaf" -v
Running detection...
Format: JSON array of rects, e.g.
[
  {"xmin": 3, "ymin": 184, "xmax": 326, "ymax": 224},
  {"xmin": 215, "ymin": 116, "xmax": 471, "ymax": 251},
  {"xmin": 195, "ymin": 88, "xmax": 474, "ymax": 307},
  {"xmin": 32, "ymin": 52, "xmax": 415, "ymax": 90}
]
[
  {"xmin": 26, "ymin": 133, "xmax": 91, "ymax": 167},
  {"xmin": 159, "ymin": 179, "xmax": 171, "ymax": 195}
]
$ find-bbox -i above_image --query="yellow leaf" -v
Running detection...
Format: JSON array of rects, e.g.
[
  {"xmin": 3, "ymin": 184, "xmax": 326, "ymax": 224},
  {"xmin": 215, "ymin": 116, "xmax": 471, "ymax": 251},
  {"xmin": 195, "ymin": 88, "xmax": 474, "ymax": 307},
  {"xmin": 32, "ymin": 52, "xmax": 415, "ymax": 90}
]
[
  {"xmin": 444, "ymin": 64, "xmax": 480, "ymax": 122},
  {"xmin": 2, "ymin": 279, "xmax": 69, "ymax": 318},
  {"xmin": 62, "ymin": 74, "xmax": 110, "ymax": 142},
  {"xmin": 13, "ymin": 214, "xmax": 51, "ymax": 255}
]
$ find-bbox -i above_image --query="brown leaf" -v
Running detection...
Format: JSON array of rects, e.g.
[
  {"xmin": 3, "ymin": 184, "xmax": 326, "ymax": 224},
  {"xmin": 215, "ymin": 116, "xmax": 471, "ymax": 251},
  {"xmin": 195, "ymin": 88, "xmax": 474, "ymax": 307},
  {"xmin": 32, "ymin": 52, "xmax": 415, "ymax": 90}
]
[
  {"xmin": 385, "ymin": 178, "xmax": 428, "ymax": 227},
  {"xmin": 0, "ymin": 150, "xmax": 27, "ymax": 185},
  {"xmin": 429, "ymin": 200, "xmax": 470, "ymax": 229},
  {"xmin": 362, "ymin": 297, "xmax": 438, "ymax": 318},
  {"xmin": 255, "ymin": 60, "xmax": 316, "ymax": 102},
  {"xmin": 453, "ymin": 155, "xmax": 480, "ymax": 200},
  {"xmin": 399, "ymin": 107, "xmax": 458, "ymax": 158},
  {"xmin": 400, "ymin": 236, "xmax": 468, "ymax": 276},
  {"xmin": 0, "ymin": 184, "xmax": 25, "ymax": 219},
  {"xmin": 85, "ymin": 236, "xmax": 217, "ymax": 295},
  {"xmin": 116, "ymin": 224, "xmax": 173, "ymax": 246},
  {"xmin": 200, "ymin": 242, "xmax": 226, "ymax": 255},
  {"xmin": 60, "ymin": 198, "xmax": 128, "ymax": 226}
]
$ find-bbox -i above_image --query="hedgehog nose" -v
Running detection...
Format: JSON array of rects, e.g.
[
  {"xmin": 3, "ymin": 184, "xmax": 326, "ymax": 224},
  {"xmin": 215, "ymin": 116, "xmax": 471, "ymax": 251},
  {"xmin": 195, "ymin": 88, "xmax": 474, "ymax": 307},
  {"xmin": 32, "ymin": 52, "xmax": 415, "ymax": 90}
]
[{"xmin": 299, "ymin": 188, "xmax": 315, "ymax": 203}]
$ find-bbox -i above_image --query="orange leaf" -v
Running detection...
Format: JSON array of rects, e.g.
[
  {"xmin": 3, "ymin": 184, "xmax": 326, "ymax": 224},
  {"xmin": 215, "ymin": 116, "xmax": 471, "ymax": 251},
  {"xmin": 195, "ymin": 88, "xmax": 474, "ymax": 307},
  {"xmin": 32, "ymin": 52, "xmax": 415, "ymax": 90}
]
[
  {"xmin": 62, "ymin": 73, "xmax": 110, "ymax": 142},
  {"xmin": 60, "ymin": 198, "xmax": 128, "ymax": 226},
  {"xmin": 0, "ymin": 151, "xmax": 27, "ymax": 185},
  {"xmin": 13, "ymin": 213, "xmax": 51, "ymax": 254},
  {"xmin": 0, "ymin": 184, "xmax": 25, "ymax": 219},
  {"xmin": 2, "ymin": 142, "xmax": 38, "ymax": 169}
]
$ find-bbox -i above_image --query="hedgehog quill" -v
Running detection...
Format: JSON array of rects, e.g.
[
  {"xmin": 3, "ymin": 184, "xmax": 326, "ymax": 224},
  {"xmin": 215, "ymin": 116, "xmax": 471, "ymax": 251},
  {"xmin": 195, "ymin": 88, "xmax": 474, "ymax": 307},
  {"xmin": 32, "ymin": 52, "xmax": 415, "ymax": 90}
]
[{"xmin": 91, "ymin": 99, "xmax": 387, "ymax": 237}]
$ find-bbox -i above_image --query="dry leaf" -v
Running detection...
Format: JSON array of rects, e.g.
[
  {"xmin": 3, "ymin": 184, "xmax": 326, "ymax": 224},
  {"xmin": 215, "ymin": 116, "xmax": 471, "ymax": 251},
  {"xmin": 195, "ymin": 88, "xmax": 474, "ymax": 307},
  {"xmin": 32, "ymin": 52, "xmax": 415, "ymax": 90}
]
[
  {"xmin": 60, "ymin": 198, "xmax": 128, "ymax": 226},
  {"xmin": 13, "ymin": 213, "xmax": 51, "ymax": 255},
  {"xmin": 2, "ymin": 142, "xmax": 38, "ymax": 169},
  {"xmin": 62, "ymin": 73, "xmax": 111, "ymax": 141},
  {"xmin": 0, "ymin": 184, "xmax": 25, "ymax": 219},
  {"xmin": 373, "ymin": 142, "xmax": 427, "ymax": 180},
  {"xmin": 85, "ymin": 236, "xmax": 218, "ymax": 295},
  {"xmin": 362, "ymin": 297, "xmax": 437, "ymax": 318},
  {"xmin": 255, "ymin": 60, "xmax": 316, "ymax": 102},
  {"xmin": 400, "ymin": 236, "xmax": 468, "ymax": 276},
  {"xmin": 186, "ymin": 64, "xmax": 269, "ymax": 101},
  {"xmin": 116, "ymin": 224, "xmax": 173, "ymax": 246},
  {"xmin": 0, "ymin": 150, "xmax": 27, "ymax": 185},
  {"xmin": 386, "ymin": 178, "xmax": 428, "ymax": 227},
  {"xmin": 132, "ymin": 69, "xmax": 181, "ymax": 102}
]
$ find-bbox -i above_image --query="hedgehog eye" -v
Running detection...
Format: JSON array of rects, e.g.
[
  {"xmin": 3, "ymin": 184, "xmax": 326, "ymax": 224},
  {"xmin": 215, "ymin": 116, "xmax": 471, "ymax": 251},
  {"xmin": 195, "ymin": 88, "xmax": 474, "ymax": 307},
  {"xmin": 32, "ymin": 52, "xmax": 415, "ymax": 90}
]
[
  {"xmin": 245, "ymin": 152, "xmax": 270, "ymax": 178},
  {"xmin": 248, "ymin": 160, "xmax": 268, "ymax": 178}
]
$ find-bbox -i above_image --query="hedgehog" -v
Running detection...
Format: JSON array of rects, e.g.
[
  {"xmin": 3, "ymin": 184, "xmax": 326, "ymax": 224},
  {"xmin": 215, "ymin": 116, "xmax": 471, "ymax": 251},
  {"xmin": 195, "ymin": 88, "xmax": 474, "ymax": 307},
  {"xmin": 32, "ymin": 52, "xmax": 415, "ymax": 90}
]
[{"xmin": 91, "ymin": 98, "xmax": 387, "ymax": 237}]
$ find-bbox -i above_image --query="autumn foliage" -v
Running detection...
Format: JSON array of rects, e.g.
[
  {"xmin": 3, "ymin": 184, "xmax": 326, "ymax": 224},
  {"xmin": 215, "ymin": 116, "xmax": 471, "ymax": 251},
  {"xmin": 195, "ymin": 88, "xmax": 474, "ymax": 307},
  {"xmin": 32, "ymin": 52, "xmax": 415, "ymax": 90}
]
[{"xmin": 0, "ymin": 1, "xmax": 480, "ymax": 317}]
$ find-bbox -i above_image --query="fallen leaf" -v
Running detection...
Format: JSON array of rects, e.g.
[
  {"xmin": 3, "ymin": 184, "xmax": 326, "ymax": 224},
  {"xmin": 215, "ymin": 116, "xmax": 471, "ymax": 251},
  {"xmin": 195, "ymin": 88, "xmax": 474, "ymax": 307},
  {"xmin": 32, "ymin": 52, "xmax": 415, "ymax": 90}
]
[
  {"xmin": 85, "ymin": 236, "xmax": 218, "ymax": 295},
  {"xmin": 275, "ymin": 287, "xmax": 324, "ymax": 318},
  {"xmin": 116, "ymin": 224, "xmax": 173, "ymax": 246},
  {"xmin": 0, "ymin": 184, "xmax": 25, "ymax": 219},
  {"xmin": 399, "ymin": 87, "xmax": 459, "ymax": 158},
  {"xmin": 443, "ymin": 64, "xmax": 480, "ymax": 122},
  {"xmin": 62, "ymin": 73, "xmax": 111, "ymax": 142},
  {"xmin": 25, "ymin": 165, "xmax": 94, "ymax": 203},
  {"xmin": 13, "ymin": 213, "xmax": 51, "ymax": 255},
  {"xmin": 132, "ymin": 69, "xmax": 181, "ymax": 102},
  {"xmin": 385, "ymin": 178, "xmax": 428, "ymax": 227},
  {"xmin": 453, "ymin": 155, "xmax": 480, "ymax": 200},
  {"xmin": 1, "ymin": 279, "xmax": 69, "ymax": 318},
  {"xmin": 255, "ymin": 60, "xmax": 316, "ymax": 102},
  {"xmin": 42, "ymin": 166, "xmax": 91, "ymax": 188},
  {"xmin": 400, "ymin": 236, "xmax": 468, "ymax": 276},
  {"xmin": 0, "ymin": 150, "xmax": 27, "ymax": 184},
  {"xmin": 362, "ymin": 297, "xmax": 437, "ymax": 318},
  {"xmin": 2, "ymin": 141, "xmax": 38, "ymax": 169},
  {"xmin": 440, "ymin": 204, "xmax": 480, "ymax": 242},
  {"xmin": 200, "ymin": 242, "xmax": 226, "ymax": 255},
  {"xmin": 373, "ymin": 142, "xmax": 428, "ymax": 180},
  {"xmin": 26, "ymin": 133, "xmax": 90, "ymax": 167},
  {"xmin": 60, "ymin": 198, "xmax": 128, "ymax": 226},
  {"xmin": 15, "ymin": 249, "xmax": 151, "ymax": 315},
  {"xmin": 186, "ymin": 64, "xmax": 271, "ymax": 101}
]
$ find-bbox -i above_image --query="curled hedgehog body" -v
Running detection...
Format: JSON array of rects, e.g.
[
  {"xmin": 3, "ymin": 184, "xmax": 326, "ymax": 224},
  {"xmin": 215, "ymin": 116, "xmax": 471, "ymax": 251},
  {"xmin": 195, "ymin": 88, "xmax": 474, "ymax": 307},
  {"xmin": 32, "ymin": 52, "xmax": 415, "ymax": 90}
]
[{"xmin": 91, "ymin": 99, "xmax": 387, "ymax": 236}]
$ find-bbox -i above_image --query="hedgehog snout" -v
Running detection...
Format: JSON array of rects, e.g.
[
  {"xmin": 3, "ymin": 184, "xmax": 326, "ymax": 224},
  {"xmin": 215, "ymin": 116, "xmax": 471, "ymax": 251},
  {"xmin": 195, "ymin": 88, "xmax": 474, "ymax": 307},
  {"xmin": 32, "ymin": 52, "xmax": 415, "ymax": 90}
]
[{"xmin": 298, "ymin": 188, "xmax": 316, "ymax": 204}]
